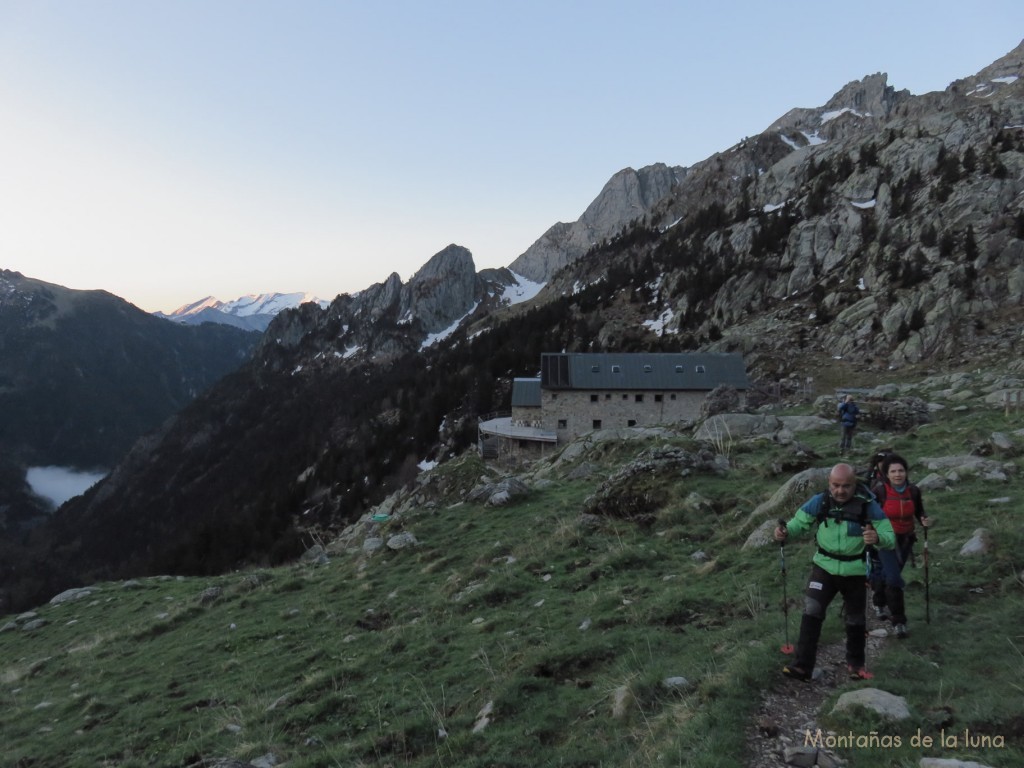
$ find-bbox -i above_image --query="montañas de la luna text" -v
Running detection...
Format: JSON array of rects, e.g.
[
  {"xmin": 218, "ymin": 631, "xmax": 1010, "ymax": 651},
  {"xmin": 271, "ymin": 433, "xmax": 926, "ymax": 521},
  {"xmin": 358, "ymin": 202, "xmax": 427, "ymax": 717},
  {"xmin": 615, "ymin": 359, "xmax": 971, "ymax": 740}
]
[{"xmin": 805, "ymin": 728, "xmax": 1006, "ymax": 750}]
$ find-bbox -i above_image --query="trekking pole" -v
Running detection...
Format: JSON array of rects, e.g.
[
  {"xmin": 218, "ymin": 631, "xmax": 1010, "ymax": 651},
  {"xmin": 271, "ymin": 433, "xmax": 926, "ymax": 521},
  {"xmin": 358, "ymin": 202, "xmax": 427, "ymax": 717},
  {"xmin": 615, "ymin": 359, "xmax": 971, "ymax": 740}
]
[
  {"xmin": 924, "ymin": 524, "xmax": 931, "ymax": 624},
  {"xmin": 861, "ymin": 521, "xmax": 875, "ymax": 679},
  {"xmin": 777, "ymin": 519, "xmax": 794, "ymax": 655}
]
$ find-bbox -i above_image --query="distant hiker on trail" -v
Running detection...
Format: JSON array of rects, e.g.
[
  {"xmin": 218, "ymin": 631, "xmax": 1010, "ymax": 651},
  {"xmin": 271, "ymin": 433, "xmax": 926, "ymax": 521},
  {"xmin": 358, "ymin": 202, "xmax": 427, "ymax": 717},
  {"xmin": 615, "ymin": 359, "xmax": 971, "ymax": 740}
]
[
  {"xmin": 868, "ymin": 453, "xmax": 932, "ymax": 639},
  {"xmin": 774, "ymin": 463, "xmax": 895, "ymax": 682},
  {"xmin": 837, "ymin": 395, "xmax": 860, "ymax": 455}
]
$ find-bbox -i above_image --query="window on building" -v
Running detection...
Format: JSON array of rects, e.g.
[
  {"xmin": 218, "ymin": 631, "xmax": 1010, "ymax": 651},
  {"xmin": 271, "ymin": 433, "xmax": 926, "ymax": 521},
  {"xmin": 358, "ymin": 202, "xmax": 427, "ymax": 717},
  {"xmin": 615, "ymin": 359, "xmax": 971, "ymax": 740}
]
[
  {"xmin": 675, "ymin": 365, "xmax": 684, "ymax": 373},
  {"xmin": 590, "ymin": 394, "xmax": 598, "ymax": 402},
  {"xmin": 557, "ymin": 419, "xmax": 567, "ymax": 429},
  {"xmin": 670, "ymin": 394, "xmax": 677, "ymax": 400},
  {"xmin": 612, "ymin": 365, "xmax": 621, "ymax": 373},
  {"xmin": 605, "ymin": 393, "xmax": 611, "ymax": 400},
  {"xmin": 696, "ymin": 365, "xmax": 706, "ymax": 373},
  {"xmin": 591, "ymin": 365, "xmax": 600, "ymax": 372},
  {"xmin": 635, "ymin": 394, "xmax": 644, "ymax": 402},
  {"xmin": 627, "ymin": 419, "xmax": 637, "ymax": 427},
  {"xmin": 622, "ymin": 394, "xmax": 628, "ymax": 400},
  {"xmin": 654, "ymin": 394, "xmax": 663, "ymax": 402},
  {"xmin": 592, "ymin": 419, "xmax": 602, "ymax": 429},
  {"xmin": 643, "ymin": 364, "xmax": 652, "ymax": 372}
]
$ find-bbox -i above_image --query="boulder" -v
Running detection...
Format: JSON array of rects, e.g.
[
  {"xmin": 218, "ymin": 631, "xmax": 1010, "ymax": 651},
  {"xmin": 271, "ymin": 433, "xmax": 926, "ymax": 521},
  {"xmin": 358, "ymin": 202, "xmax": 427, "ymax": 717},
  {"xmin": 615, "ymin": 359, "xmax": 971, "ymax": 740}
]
[
  {"xmin": 752, "ymin": 467, "xmax": 831, "ymax": 522},
  {"xmin": 472, "ymin": 700, "xmax": 494, "ymax": 733},
  {"xmin": 50, "ymin": 587, "xmax": 99, "ymax": 605},
  {"xmin": 198, "ymin": 586, "xmax": 223, "ymax": 605},
  {"xmin": 990, "ymin": 431, "xmax": 1016, "ymax": 454},
  {"xmin": 386, "ymin": 532, "xmax": 419, "ymax": 550},
  {"xmin": 959, "ymin": 528, "xmax": 992, "ymax": 556},
  {"xmin": 467, "ymin": 477, "xmax": 531, "ymax": 506},
  {"xmin": 700, "ymin": 384, "xmax": 742, "ymax": 418},
  {"xmin": 916, "ymin": 473, "xmax": 949, "ymax": 491},
  {"xmin": 831, "ymin": 688, "xmax": 911, "ymax": 720},
  {"xmin": 743, "ymin": 518, "xmax": 780, "ymax": 550},
  {"xmin": 661, "ymin": 676, "xmax": 691, "ymax": 691}
]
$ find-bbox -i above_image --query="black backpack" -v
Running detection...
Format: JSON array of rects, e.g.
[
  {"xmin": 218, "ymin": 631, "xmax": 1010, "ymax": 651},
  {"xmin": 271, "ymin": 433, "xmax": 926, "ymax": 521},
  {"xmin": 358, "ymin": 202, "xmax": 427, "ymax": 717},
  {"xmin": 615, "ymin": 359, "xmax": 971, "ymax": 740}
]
[{"xmin": 813, "ymin": 486, "xmax": 873, "ymax": 528}]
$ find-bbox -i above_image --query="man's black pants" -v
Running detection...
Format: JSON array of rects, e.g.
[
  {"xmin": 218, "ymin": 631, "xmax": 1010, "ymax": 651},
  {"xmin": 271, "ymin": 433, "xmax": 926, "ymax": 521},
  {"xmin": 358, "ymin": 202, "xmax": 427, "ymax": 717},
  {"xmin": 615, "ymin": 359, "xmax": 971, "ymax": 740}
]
[{"xmin": 795, "ymin": 562, "xmax": 867, "ymax": 672}]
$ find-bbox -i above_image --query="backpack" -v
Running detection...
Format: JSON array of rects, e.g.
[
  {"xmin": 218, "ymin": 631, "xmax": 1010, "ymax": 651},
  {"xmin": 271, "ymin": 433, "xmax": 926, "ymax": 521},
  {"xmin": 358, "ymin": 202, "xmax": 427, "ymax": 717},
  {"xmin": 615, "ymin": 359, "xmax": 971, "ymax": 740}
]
[
  {"xmin": 812, "ymin": 486, "xmax": 877, "ymax": 563},
  {"xmin": 813, "ymin": 486, "xmax": 873, "ymax": 528},
  {"xmin": 861, "ymin": 449, "xmax": 896, "ymax": 488}
]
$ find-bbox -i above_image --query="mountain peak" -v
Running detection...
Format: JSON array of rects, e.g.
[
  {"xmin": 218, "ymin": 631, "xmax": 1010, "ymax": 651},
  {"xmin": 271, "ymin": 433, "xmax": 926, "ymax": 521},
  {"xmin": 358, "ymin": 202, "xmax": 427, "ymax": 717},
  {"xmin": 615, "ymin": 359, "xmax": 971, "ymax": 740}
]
[
  {"xmin": 948, "ymin": 38, "xmax": 1024, "ymax": 100},
  {"xmin": 157, "ymin": 291, "xmax": 328, "ymax": 332}
]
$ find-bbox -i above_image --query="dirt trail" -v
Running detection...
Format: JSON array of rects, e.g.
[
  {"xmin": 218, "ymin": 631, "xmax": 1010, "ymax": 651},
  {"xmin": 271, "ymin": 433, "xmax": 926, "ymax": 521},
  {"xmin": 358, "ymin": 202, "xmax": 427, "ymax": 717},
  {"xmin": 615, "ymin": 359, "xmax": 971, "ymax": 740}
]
[{"xmin": 745, "ymin": 612, "xmax": 891, "ymax": 767}]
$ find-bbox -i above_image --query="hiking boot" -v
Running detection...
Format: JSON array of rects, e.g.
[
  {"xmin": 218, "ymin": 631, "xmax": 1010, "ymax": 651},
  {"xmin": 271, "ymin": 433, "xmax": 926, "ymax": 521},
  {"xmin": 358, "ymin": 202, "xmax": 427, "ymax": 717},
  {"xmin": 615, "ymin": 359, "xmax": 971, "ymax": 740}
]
[
  {"xmin": 894, "ymin": 623, "xmax": 908, "ymax": 639},
  {"xmin": 783, "ymin": 664, "xmax": 811, "ymax": 682},
  {"xmin": 848, "ymin": 665, "xmax": 874, "ymax": 680}
]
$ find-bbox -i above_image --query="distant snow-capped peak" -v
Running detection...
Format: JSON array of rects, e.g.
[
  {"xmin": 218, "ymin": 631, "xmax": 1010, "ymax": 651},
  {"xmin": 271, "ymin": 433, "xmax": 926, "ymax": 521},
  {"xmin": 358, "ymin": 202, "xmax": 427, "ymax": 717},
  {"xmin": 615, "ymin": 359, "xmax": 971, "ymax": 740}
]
[
  {"xmin": 218, "ymin": 292, "xmax": 327, "ymax": 318},
  {"xmin": 157, "ymin": 292, "xmax": 329, "ymax": 332}
]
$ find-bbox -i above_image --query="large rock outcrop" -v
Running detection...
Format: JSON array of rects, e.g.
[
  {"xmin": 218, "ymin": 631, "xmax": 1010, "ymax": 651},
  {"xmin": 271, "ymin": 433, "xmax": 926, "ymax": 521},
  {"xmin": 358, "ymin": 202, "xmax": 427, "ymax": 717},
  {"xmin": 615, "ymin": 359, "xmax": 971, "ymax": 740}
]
[{"xmin": 508, "ymin": 163, "xmax": 687, "ymax": 282}]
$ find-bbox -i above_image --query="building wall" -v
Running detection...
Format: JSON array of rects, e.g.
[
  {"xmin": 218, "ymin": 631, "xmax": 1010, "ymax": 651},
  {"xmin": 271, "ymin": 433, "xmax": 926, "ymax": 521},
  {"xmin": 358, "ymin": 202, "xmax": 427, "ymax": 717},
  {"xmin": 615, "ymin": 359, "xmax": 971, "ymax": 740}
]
[
  {"xmin": 511, "ymin": 405, "xmax": 543, "ymax": 427},
  {"xmin": 541, "ymin": 389, "xmax": 709, "ymax": 441}
]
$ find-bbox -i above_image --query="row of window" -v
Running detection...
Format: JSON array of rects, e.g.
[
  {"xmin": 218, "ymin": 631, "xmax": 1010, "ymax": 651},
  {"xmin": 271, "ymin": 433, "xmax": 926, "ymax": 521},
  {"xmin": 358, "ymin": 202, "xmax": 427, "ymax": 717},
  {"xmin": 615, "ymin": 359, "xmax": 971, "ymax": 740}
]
[
  {"xmin": 557, "ymin": 418, "xmax": 640, "ymax": 429},
  {"xmin": 550, "ymin": 392, "xmax": 677, "ymax": 402},
  {"xmin": 593, "ymin": 392, "xmax": 673, "ymax": 402},
  {"xmin": 591, "ymin": 364, "xmax": 706, "ymax": 374}
]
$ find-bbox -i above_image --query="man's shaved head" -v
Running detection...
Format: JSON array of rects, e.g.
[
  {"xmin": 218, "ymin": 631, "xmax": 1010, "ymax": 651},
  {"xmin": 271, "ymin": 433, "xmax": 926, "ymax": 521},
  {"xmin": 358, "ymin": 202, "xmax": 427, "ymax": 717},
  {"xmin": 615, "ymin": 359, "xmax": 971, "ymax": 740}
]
[{"xmin": 828, "ymin": 463, "xmax": 857, "ymax": 502}]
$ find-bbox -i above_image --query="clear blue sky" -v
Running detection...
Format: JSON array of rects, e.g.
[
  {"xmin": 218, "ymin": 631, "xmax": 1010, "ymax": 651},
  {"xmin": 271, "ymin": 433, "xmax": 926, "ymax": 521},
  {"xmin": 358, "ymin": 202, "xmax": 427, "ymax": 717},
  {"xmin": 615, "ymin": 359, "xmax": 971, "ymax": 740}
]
[{"xmin": 2, "ymin": 1, "xmax": 1021, "ymax": 313}]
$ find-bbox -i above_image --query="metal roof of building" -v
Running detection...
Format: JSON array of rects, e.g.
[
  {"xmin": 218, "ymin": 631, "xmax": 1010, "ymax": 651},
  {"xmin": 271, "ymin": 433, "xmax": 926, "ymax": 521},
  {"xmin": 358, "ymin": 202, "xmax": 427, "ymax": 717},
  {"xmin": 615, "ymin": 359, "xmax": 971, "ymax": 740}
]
[
  {"xmin": 540, "ymin": 352, "xmax": 749, "ymax": 391},
  {"xmin": 511, "ymin": 377, "xmax": 542, "ymax": 407}
]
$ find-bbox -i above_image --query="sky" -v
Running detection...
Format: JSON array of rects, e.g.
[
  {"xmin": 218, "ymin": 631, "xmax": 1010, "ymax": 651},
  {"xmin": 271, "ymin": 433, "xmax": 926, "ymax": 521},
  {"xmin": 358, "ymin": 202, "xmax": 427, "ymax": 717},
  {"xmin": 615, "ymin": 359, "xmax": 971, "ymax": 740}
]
[{"xmin": 1, "ymin": 2, "xmax": 1022, "ymax": 313}]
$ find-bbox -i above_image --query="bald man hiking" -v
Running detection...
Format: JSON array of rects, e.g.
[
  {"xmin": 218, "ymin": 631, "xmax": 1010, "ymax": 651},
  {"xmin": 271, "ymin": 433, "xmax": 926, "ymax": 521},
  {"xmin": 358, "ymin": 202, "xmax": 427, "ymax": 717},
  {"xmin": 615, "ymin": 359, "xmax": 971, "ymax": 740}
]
[{"xmin": 774, "ymin": 463, "xmax": 895, "ymax": 681}]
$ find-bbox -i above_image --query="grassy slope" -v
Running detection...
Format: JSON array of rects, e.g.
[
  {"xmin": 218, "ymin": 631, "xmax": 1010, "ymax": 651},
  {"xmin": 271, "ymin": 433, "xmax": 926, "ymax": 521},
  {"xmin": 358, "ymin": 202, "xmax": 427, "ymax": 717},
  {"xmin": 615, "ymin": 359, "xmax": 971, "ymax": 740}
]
[{"xmin": 1, "ymin": 371, "xmax": 1022, "ymax": 768}]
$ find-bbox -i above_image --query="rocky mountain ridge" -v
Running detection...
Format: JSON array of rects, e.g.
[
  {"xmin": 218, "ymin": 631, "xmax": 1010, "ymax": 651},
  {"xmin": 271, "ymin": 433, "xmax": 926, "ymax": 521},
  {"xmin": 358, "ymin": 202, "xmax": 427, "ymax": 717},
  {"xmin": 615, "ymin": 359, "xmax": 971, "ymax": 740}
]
[
  {"xmin": 507, "ymin": 162, "xmax": 687, "ymax": 283},
  {"xmin": 526, "ymin": 40, "xmax": 1024, "ymax": 377},
  {"xmin": 262, "ymin": 244, "xmax": 534, "ymax": 362}
]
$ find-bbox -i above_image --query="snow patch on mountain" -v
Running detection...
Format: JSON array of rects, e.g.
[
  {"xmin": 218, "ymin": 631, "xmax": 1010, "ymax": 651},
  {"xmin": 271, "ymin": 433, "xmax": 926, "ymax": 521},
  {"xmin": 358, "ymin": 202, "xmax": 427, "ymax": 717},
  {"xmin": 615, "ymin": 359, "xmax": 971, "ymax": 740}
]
[
  {"xmin": 421, "ymin": 302, "xmax": 480, "ymax": 350},
  {"xmin": 501, "ymin": 272, "xmax": 545, "ymax": 306}
]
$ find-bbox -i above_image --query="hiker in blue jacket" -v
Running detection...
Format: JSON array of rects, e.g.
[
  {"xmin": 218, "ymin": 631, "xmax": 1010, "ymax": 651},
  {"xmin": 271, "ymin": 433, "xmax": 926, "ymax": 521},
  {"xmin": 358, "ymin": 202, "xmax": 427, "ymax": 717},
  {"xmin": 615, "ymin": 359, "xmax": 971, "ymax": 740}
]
[
  {"xmin": 774, "ymin": 463, "xmax": 896, "ymax": 681},
  {"xmin": 838, "ymin": 395, "xmax": 860, "ymax": 455}
]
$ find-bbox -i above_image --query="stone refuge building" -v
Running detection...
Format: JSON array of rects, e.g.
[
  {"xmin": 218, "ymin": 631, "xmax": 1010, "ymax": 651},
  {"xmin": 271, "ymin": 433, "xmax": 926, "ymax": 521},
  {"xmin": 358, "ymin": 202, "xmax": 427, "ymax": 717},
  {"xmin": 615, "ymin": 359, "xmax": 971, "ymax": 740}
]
[{"xmin": 479, "ymin": 352, "xmax": 749, "ymax": 456}]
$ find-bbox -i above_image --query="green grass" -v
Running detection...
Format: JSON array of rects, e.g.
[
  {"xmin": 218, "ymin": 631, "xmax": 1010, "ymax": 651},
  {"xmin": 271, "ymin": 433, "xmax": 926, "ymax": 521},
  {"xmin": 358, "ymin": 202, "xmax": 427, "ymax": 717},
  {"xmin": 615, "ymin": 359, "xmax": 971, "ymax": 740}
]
[{"xmin": 2, "ymin": 368, "xmax": 1022, "ymax": 767}]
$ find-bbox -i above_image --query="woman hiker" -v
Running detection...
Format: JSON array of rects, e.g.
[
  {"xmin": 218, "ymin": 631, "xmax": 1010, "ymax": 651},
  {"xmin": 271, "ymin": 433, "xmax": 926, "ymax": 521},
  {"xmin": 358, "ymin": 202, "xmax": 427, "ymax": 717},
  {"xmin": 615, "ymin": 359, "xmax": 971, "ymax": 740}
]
[{"xmin": 869, "ymin": 453, "xmax": 932, "ymax": 639}]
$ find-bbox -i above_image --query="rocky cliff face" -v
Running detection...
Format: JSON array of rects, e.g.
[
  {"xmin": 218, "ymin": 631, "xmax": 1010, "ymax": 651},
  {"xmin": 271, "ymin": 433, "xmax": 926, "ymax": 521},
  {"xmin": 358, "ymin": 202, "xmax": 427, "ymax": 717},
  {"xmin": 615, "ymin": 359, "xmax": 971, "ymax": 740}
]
[
  {"xmin": 262, "ymin": 244, "xmax": 510, "ymax": 362},
  {"xmin": 532, "ymin": 40, "xmax": 1024, "ymax": 374},
  {"xmin": 398, "ymin": 244, "xmax": 481, "ymax": 332},
  {"xmin": 508, "ymin": 162, "xmax": 687, "ymax": 282}
]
